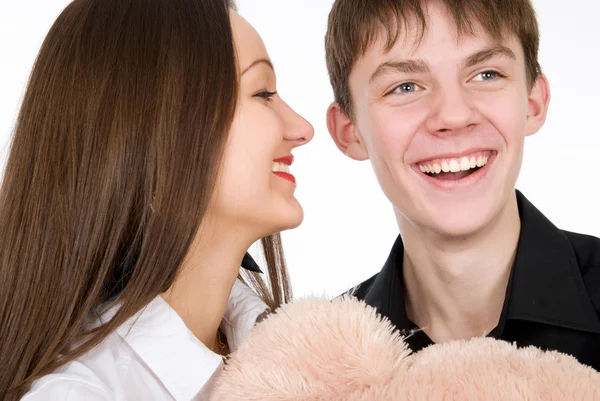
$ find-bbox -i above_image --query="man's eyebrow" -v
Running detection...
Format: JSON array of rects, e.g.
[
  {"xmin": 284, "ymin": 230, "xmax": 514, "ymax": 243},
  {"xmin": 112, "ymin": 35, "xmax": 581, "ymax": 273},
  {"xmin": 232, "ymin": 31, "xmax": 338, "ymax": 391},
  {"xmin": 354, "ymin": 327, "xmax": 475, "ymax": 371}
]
[
  {"xmin": 370, "ymin": 59, "xmax": 430, "ymax": 84},
  {"xmin": 368, "ymin": 45, "xmax": 516, "ymax": 84},
  {"xmin": 240, "ymin": 58, "xmax": 274, "ymax": 76},
  {"xmin": 464, "ymin": 45, "xmax": 516, "ymax": 68}
]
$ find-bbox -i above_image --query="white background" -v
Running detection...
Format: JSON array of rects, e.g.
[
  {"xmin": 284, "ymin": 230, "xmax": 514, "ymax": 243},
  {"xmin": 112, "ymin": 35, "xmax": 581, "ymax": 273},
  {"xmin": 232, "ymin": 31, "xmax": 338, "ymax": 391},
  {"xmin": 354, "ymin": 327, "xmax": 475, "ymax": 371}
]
[{"xmin": 1, "ymin": 1, "xmax": 599, "ymax": 297}]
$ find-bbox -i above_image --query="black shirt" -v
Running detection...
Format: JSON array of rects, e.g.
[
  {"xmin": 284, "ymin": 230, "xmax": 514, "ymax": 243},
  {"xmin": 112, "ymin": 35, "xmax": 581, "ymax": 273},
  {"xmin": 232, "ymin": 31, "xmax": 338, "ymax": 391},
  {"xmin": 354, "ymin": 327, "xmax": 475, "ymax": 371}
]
[{"xmin": 351, "ymin": 190, "xmax": 600, "ymax": 370}]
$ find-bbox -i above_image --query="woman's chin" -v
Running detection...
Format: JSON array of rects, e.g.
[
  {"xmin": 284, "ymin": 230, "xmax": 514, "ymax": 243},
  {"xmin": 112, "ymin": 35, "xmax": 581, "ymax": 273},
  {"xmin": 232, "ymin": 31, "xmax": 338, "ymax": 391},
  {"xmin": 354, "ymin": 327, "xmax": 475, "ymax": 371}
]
[
  {"xmin": 276, "ymin": 205, "xmax": 305, "ymax": 232},
  {"xmin": 263, "ymin": 203, "xmax": 304, "ymax": 236}
]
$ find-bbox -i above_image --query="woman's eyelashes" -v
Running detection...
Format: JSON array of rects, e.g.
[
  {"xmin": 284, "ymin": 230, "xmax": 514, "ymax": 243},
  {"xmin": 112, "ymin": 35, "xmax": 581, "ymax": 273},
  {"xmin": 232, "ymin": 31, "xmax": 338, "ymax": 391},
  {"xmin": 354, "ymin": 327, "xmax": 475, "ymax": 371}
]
[{"xmin": 254, "ymin": 90, "xmax": 277, "ymax": 103}]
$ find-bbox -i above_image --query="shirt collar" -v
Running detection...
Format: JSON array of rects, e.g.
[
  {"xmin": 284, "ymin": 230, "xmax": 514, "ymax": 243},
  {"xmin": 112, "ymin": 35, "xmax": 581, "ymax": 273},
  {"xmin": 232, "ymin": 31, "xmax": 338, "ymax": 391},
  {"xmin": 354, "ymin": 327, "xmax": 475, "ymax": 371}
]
[
  {"xmin": 362, "ymin": 190, "xmax": 600, "ymax": 335},
  {"xmin": 114, "ymin": 296, "xmax": 223, "ymax": 401},
  {"xmin": 505, "ymin": 190, "xmax": 600, "ymax": 333},
  {"xmin": 362, "ymin": 234, "xmax": 409, "ymax": 331}
]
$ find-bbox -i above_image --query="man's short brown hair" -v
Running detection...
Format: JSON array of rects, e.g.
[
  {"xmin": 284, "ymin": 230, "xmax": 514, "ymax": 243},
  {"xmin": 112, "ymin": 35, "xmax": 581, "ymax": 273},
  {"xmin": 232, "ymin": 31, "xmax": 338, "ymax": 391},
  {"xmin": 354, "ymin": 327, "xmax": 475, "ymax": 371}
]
[{"xmin": 325, "ymin": 0, "xmax": 542, "ymax": 117}]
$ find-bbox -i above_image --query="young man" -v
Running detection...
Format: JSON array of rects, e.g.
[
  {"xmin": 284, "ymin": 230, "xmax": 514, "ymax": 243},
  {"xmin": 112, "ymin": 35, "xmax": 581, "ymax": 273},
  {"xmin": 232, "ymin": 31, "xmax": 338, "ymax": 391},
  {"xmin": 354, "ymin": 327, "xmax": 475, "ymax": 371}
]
[{"xmin": 325, "ymin": 0, "xmax": 600, "ymax": 369}]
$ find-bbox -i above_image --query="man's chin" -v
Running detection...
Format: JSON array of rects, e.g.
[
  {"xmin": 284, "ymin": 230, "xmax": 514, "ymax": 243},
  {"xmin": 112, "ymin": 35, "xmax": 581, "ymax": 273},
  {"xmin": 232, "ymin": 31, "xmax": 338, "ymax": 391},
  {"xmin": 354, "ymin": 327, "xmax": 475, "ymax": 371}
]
[{"xmin": 419, "ymin": 208, "xmax": 496, "ymax": 239}]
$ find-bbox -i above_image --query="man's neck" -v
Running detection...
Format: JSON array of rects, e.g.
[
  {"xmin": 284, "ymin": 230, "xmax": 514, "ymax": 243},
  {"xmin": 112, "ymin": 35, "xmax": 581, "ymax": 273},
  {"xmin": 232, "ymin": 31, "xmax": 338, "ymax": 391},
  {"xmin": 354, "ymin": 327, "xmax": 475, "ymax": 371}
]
[{"xmin": 398, "ymin": 194, "xmax": 520, "ymax": 343}]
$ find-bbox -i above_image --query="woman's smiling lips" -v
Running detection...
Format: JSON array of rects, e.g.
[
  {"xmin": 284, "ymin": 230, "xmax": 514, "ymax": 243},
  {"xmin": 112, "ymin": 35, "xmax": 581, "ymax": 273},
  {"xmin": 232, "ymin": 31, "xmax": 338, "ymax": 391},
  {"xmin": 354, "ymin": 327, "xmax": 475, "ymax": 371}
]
[{"xmin": 272, "ymin": 155, "xmax": 296, "ymax": 184}]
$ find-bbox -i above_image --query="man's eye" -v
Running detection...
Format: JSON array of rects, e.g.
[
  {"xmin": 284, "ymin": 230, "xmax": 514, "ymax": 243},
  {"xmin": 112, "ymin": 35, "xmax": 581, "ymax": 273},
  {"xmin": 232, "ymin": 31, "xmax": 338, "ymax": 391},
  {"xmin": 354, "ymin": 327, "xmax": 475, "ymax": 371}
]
[
  {"xmin": 390, "ymin": 82, "xmax": 421, "ymax": 95},
  {"xmin": 473, "ymin": 70, "xmax": 506, "ymax": 82}
]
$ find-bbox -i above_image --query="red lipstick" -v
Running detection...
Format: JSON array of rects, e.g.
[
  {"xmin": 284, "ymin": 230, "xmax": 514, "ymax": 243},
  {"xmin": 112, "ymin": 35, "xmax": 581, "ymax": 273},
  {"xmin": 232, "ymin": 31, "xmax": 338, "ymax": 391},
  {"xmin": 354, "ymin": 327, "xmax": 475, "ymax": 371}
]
[
  {"xmin": 272, "ymin": 155, "xmax": 296, "ymax": 184},
  {"xmin": 273, "ymin": 171, "xmax": 296, "ymax": 184},
  {"xmin": 273, "ymin": 155, "xmax": 294, "ymax": 165}
]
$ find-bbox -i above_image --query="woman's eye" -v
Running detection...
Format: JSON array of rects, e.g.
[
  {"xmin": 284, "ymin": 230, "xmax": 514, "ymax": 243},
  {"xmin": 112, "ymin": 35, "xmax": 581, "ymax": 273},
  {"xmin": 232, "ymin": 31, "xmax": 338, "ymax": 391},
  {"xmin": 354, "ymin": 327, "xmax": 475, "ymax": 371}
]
[
  {"xmin": 254, "ymin": 91, "xmax": 277, "ymax": 102},
  {"xmin": 390, "ymin": 82, "xmax": 421, "ymax": 95}
]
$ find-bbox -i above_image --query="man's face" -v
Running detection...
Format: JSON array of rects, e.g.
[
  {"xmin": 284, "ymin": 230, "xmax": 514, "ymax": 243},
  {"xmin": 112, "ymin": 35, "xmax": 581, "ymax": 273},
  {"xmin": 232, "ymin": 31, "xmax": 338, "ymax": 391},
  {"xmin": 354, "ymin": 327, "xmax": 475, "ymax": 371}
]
[{"xmin": 330, "ymin": 3, "xmax": 549, "ymax": 237}]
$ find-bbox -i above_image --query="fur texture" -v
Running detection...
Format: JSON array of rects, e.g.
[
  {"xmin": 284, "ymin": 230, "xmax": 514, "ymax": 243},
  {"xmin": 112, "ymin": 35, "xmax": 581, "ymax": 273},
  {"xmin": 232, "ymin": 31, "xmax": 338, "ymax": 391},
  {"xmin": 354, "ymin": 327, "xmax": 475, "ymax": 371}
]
[{"xmin": 210, "ymin": 296, "xmax": 600, "ymax": 400}]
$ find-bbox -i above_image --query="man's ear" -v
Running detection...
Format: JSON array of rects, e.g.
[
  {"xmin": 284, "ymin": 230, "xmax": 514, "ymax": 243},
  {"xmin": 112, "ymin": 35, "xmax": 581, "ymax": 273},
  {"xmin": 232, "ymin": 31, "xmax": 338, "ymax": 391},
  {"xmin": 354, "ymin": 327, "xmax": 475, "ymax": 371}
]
[
  {"xmin": 525, "ymin": 74, "xmax": 551, "ymax": 137},
  {"xmin": 326, "ymin": 102, "xmax": 369, "ymax": 161}
]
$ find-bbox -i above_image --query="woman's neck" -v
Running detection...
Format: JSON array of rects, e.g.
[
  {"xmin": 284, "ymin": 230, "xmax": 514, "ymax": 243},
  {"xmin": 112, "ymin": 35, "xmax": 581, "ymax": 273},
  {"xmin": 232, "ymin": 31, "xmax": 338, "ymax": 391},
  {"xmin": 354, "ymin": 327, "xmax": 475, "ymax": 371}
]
[{"xmin": 162, "ymin": 221, "xmax": 253, "ymax": 353}]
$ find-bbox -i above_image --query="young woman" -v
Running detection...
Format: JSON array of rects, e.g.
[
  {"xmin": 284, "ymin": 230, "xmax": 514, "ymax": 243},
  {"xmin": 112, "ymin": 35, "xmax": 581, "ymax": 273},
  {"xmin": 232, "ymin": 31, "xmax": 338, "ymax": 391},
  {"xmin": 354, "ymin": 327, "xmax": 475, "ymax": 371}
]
[{"xmin": 0, "ymin": 0, "xmax": 313, "ymax": 399}]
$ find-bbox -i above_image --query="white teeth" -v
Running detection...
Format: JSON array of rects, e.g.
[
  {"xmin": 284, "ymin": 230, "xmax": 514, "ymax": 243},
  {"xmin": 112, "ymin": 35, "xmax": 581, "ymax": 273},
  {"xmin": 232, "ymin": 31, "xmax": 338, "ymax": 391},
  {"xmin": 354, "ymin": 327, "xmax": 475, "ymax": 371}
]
[
  {"xmin": 459, "ymin": 157, "xmax": 470, "ymax": 171},
  {"xmin": 450, "ymin": 159, "xmax": 461, "ymax": 172},
  {"xmin": 272, "ymin": 162, "xmax": 289, "ymax": 173},
  {"xmin": 419, "ymin": 153, "xmax": 491, "ymax": 175}
]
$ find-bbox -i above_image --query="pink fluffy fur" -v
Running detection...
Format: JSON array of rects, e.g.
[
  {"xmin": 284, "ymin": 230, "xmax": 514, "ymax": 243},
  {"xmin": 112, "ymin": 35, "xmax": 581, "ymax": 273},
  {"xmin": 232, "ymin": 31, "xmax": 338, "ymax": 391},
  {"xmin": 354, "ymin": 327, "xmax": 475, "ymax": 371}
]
[{"xmin": 210, "ymin": 296, "xmax": 600, "ymax": 400}]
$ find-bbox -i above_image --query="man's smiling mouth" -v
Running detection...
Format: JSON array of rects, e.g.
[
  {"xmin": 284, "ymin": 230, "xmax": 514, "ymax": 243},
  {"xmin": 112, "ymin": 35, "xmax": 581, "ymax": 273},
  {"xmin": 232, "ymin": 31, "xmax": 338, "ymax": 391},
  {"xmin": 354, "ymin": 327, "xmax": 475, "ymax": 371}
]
[{"xmin": 416, "ymin": 150, "xmax": 495, "ymax": 181}]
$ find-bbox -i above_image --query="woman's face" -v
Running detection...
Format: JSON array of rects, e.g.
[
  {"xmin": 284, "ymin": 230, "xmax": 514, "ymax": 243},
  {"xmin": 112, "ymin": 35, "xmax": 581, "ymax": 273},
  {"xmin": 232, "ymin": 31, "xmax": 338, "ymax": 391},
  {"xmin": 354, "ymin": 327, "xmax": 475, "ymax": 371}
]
[{"xmin": 208, "ymin": 11, "xmax": 314, "ymax": 240}]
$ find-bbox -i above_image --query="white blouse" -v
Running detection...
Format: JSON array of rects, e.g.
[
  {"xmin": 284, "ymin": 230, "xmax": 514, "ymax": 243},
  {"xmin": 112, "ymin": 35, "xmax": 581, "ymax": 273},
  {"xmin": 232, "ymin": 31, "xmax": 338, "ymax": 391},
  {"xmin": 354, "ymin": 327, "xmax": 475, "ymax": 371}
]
[{"xmin": 21, "ymin": 280, "xmax": 268, "ymax": 401}]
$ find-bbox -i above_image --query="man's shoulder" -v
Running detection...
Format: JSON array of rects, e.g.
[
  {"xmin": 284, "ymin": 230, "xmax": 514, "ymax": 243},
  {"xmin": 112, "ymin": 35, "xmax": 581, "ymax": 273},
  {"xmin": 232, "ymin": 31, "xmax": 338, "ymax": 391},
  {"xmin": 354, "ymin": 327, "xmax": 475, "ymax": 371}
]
[
  {"xmin": 342, "ymin": 273, "xmax": 379, "ymax": 300},
  {"xmin": 563, "ymin": 230, "xmax": 600, "ymax": 314},
  {"xmin": 563, "ymin": 230, "xmax": 600, "ymax": 273}
]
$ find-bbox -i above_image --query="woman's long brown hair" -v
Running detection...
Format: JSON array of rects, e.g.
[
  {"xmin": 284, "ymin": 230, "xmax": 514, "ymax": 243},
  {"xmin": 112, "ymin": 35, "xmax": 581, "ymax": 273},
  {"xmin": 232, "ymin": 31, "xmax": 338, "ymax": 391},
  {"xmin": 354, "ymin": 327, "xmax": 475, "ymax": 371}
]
[{"xmin": 0, "ymin": 0, "xmax": 291, "ymax": 399}]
